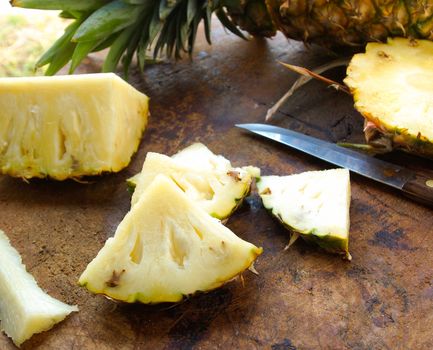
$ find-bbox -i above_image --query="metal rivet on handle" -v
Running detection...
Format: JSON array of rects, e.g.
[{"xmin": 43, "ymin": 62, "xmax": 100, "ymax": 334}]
[{"xmin": 426, "ymin": 180, "xmax": 433, "ymax": 188}]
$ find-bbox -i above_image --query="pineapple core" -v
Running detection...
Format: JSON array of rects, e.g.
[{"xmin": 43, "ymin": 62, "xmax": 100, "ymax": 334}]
[
  {"xmin": 257, "ymin": 168, "xmax": 351, "ymax": 259},
  {"xmin": 79, "ymin": 174, "xmax": 262, "ymax": 303},
  {"xmin": 0, "ymin": 73, "xmax": 149, "ymax": 180},
  {"xmin": 0, "ymin": 230, "xmax": 77, "ymax": 346}
]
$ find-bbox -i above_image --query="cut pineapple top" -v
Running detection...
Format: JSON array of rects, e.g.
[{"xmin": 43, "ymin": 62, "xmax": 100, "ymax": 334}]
[
  {"xmin": 345, "ymin": 38, "xmax": 433, "ymax": 141},
  {"xmin": 0, "ymin": 230, "xmax": 77, "ymax": 347},
  {"xmin": 131, "ymin": 143, "xmax": 259, "ymax": 219},
  {"xmin": 0, "ymin": 73, "xmax": 149, "ymax": 180},
  {"xmin": 79, "ymin": 174, "xmax": 262, "ymax": 303},
  {"xmin": 257, "ymin": 169, "xmax": 351, "ymax": 257}
]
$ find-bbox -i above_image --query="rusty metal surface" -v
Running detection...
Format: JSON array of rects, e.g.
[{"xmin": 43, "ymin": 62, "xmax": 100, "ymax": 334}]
[{"xmin": 0, "ymin": 22, "xmax": 432, "ymax": 350}]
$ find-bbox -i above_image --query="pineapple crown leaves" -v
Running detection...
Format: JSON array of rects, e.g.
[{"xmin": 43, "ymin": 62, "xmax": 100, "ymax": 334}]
[{"xmin": 12, "ymin": 0, "xmax": 251, "ymax": 78}]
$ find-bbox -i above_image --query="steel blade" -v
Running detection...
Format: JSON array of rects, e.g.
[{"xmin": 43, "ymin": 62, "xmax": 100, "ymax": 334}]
[{"xmin": 236, "ymin": 123, "xmax": 414, "ymax": 190}]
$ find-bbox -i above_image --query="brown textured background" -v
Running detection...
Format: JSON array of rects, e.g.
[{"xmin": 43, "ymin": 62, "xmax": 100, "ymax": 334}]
[{"xmin": 0, "ymin": 21, "xmax": 432, "ymax": 350}]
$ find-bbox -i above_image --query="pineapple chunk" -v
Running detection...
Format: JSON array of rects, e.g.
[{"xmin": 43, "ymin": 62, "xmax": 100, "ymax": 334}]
[
  {"xmin": 79, "ymin": 174, "xmax": 262, "ymax": 303},
  {"xmin": 129, "ymin": 143, "xmax": 260, "ymax": 219},
  {"xmin": 0, "ymin": 73, "xmax": 149, "ymax": 180},
  {"xmin": 0, "ymin": 230, "xmax": 77, "ymax": 347},
  {"xmin": 344, "ymin": 38, "xmax": 433, "ymax": 157},
  {"xmin": 257, "ymin": 169, "xmax": 351, "ymax": 259}
]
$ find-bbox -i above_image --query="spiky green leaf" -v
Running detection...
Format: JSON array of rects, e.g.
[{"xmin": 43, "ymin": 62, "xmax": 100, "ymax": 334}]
[
  {"xmin": 36, "ymin": 19, "xmax": 83, "ymax": 68},
  {"xmin": 123, "ymin": 0, "xmax": 151, "ymax": 4},
  {"xmin": 159, "ymin": 0, "xmax": 179, "ymax": 20},
  {"xmin": 45, "ymin": 42, "xmax": 76, "ymax": 76},
  {"xmin": 215, "ymin": 8, "xmax": 247, "ymax": 39},
  {"xmin": 12, "ymin": 0, "xmax": 109, "ymax": 11},
  {"xmin": 102, "ymin": 25, "xmax": 137, "ymax": 72},
  {"xmin": 69, "ymin": 39, "xmax": 104, "ymax": 73},
  {"xmin": 73, "ymin": 1, "xmax": 143, "ymax": 42},
  {"xmin": 93, "ymin": 33, "xmax": 122, "ymax": 52},
  {"xmin": 186, "ymin": 0, "xmax": 197, "ymax": 25},
  {"xmin": 203, "ymin": 6, "xmax": 212, "ymax": 45}
]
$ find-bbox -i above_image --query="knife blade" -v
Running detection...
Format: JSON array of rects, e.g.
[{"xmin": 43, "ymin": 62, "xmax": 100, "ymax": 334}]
[{"xmin": 236, "ymin": 123, "xmax": 433, "ymax": 205}]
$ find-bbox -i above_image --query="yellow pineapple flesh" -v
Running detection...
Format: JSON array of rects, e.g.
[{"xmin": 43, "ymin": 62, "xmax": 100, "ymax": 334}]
[
  {"xmin": 79, "ymin": 175, "xmax": 262, "ymax": 303},
  {"xmin": 129, "ymin": 143, "xmax": 260, "ymax": 220},
  {"xmin": 345, "ymin": 38, "xmax": 433, "ymax": 157},
  {"xmin": 0, "ymin": 73, "xmax": 149, "ymax": 180},
  {"xmin": 257, "ymin": 169, "xmax": 351, "ymax": 259},
  {"xmin": 0, "ymin": 230, "xmax": 77, "ymax": 347}
]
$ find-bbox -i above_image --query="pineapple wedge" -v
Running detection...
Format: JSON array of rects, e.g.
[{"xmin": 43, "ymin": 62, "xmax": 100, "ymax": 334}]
[
  {"xmin": 79, "ymin": 174, "xmax": 262, "ymax": 303},
  {"xmin": 129, "ymin": 143, "xmax": 260, "ymax": 219},
  {"xmin": 257, "ymin": 169, "xmax": 351, "ymax": 259},
  {"xmin": 344, "ymin": 38, "xmax": 433, "ymax": 157},
  {"xmin": 0, "ymin": 73, "xmax": 149, "ymax": 180},
  {"xmin": 0, "ymin": 230, "xmax": 77, "ymax": 347}
]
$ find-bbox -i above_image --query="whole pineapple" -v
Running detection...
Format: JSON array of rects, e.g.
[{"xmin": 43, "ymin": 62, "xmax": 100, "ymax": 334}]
[{"xmin": 11, "ymin": 0, "xmax": 433, "ymax": 75}]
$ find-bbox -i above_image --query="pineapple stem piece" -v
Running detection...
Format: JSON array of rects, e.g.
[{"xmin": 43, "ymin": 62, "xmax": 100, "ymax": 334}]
[
  {"xmin": 266, "ymin": 58, "xmax": 350, "ymax": 121},
  {"xmin": 279, "ymin": 61, "xmax": 350, "ymax": 93},
  {"xmin": 0, "ymin": 230, "xmax": 78, "ymax": 346}
]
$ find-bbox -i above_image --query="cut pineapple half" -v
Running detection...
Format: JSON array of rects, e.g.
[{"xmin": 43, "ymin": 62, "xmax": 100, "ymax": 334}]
[
  {"xmin": 0, "ymin": 73, "xmax": 149, "ymax": 180},
  {"xmin": 344, "ymin": 38, "xmax": 433, "ymax": 157},
  {"xmin": 257, "ymin": 169, "xmax": 351, "ymax": 259},
  {"xmin": 0, "ymin": 230, "xmax": 77, "ymax": 347},
  {"xmin": 79, "ymin": 174, "xmax": 262, "ymax": 303},
  {"xmin": 129, "ymin": 143, "xmax": 260, "ymax": 219}
]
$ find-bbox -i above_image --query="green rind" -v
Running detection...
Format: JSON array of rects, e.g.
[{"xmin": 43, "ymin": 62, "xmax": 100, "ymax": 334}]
[
  {"xmin": 347, "ymin": 85, "xmax": 433, "ymax": 159},
  {"xmin": 126, "ymin": 173, "xmax": 141, "ymax": 194},
  {"xmin": 264, "ymin": 203, "xmax": 350, "ymax": 259},
  {"xmin": 79, "ymin": 246, "xmax": 262, "ymax": 304},
  {"xmin": 210, "ymin": 180, "xmax": 252, "ymax": 220},
  {"xmin": 361, "ymin": 115, "xmax": 433, "ymax": 159}
]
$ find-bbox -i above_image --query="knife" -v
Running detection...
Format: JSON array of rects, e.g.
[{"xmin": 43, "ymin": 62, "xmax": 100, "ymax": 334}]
[{"xmin": 236, "ymin": 123, "xmax": 433, "ymax": 206}]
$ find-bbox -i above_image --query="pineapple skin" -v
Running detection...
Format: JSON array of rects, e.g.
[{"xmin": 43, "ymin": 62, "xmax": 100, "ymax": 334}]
[
  {"xmin": 274, "ymin": 212, "xmax": 350, "ymax": 258},
  {"xmin": 228, "ymin": 0, "xmax": 433, "ymax": 48},
  {"xmin": 345, "ymin": 37, "xmax": 433, "ymax": 158},
  {"xmin": 0, "ymin": 73, "xmax": 149, "ymax": 180}
]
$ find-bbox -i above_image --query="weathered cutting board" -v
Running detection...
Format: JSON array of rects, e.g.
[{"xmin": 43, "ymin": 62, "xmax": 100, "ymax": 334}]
[{"xmin": 0, "ymin": 21, "xmax": 432, "ymax": 350}]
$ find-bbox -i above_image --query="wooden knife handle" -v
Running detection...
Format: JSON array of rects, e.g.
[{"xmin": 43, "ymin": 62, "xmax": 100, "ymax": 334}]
[{"xmin": 402, "ymin": 172, "xmax": 433, "ymax": 206}]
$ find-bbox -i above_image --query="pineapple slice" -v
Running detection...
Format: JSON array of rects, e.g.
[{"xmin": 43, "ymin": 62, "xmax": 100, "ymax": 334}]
[
  {"xmin": 257, "ymin": 169, "xmax": 351, "ymax": 259},
  {"xmin": 345, "ymin": 38, "xmax": 433, "ymax": 157},
  {"xmin": 129, "ymin": 143, "xmax": 260, "ymax": 219},
  {"xmin": 0, "ymin": 230, "xmax": 77, "ymax": 347},
  {"xmin": 79, "ymin": 174, "xmax": 262, "ymax": 303},
  {"xmin": 0, "ymin": 73, "xmax": 149, "ymax": 180}
]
